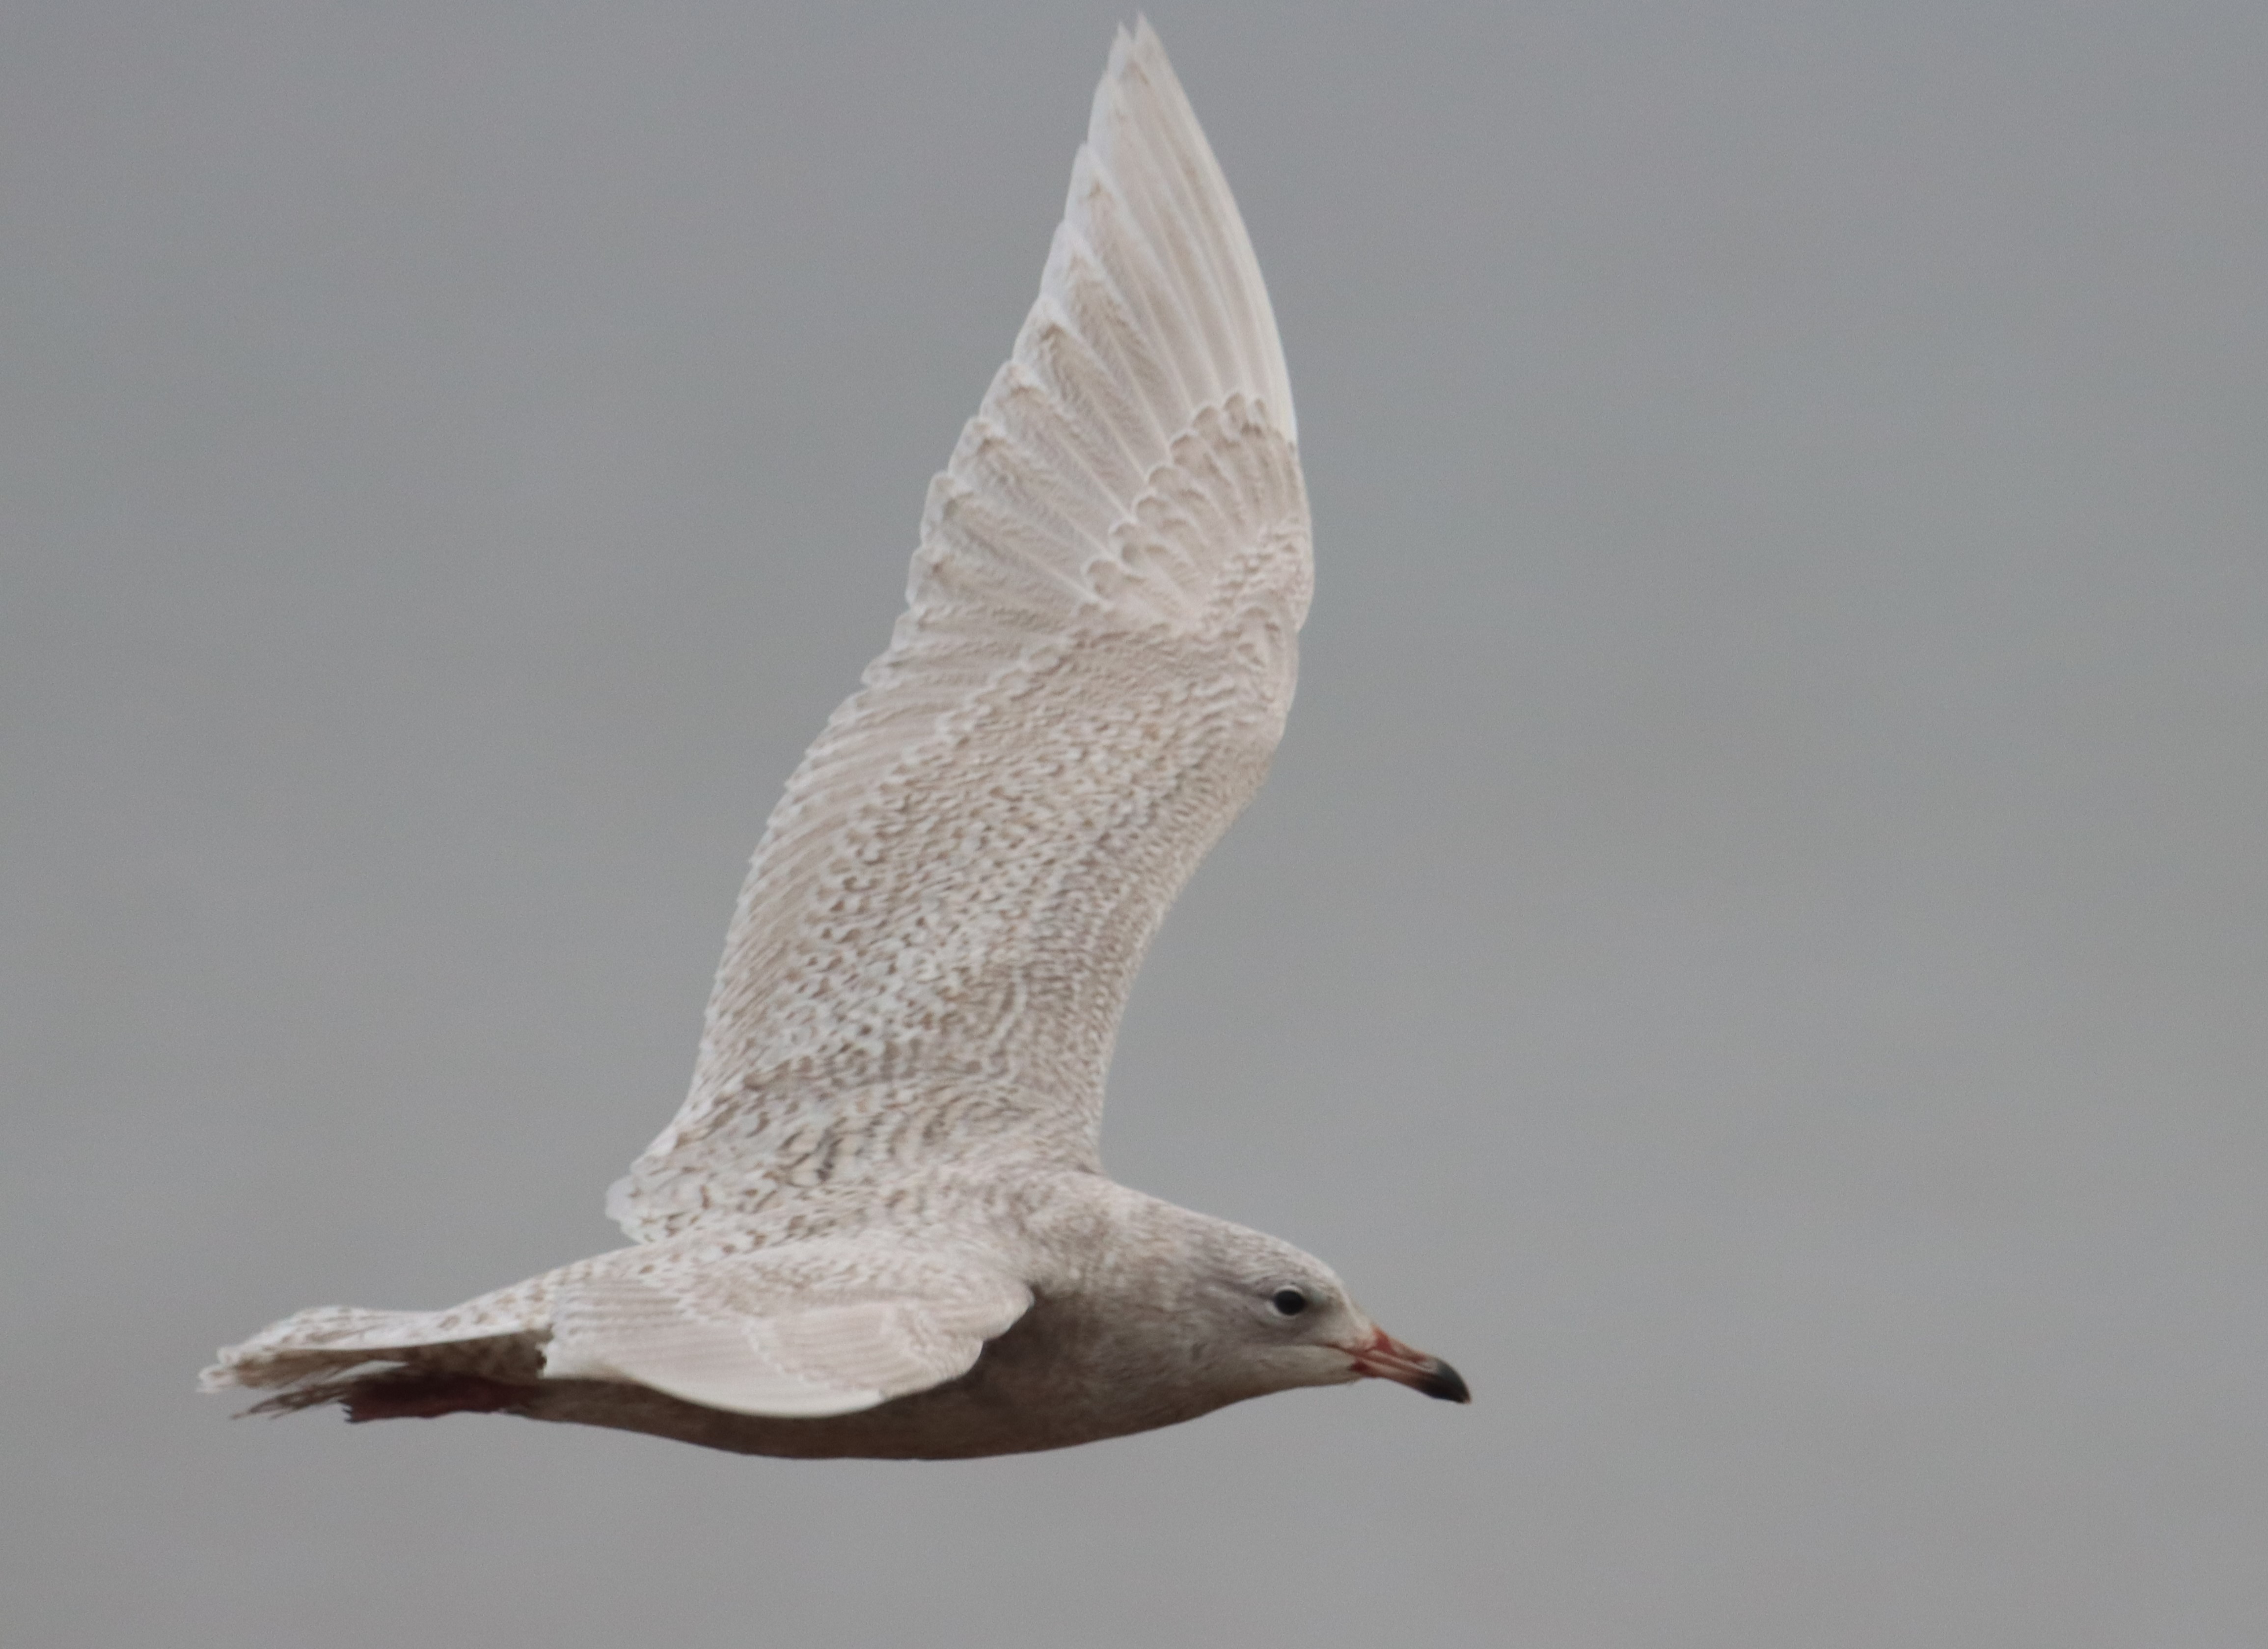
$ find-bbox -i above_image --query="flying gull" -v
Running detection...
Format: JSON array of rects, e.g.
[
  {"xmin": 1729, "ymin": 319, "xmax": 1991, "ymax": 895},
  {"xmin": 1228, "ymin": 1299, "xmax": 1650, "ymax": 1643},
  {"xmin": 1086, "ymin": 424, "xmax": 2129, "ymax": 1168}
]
[{"xmin": 203, "ymin": 21, "xmax": 1468, "ymax": 1460}]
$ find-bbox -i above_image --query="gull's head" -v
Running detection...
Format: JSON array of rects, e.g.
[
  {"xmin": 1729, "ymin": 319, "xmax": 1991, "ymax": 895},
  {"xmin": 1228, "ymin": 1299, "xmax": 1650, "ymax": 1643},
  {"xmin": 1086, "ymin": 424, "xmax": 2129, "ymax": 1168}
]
[{"xmin": 1175, "ymin": 1219, "xmax": 1470, "ymax": 1406}]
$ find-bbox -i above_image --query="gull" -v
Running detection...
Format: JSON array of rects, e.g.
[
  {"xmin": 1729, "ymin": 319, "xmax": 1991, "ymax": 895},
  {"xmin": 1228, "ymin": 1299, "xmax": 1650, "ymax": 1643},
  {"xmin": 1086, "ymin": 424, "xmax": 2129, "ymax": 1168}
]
[{"xmin": 203, "ymin": 21, "xmax": 1468, "ymax": 1460}]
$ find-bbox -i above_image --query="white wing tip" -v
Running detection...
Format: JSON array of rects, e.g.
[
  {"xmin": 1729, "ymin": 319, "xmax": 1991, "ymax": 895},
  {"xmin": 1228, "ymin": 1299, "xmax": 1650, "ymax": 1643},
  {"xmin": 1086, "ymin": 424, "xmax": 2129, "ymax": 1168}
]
[{"xmin": 1080, "ymin": 17, "xmax": 1299, "ymax": 446}]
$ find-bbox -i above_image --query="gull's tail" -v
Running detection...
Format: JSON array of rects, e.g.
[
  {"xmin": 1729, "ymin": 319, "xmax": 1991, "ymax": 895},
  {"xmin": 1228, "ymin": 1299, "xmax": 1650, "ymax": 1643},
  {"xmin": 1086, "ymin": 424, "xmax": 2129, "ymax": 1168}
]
[{"xmin": 201, "ymin": 1280, "xmax": 555, "ymax": 1419}]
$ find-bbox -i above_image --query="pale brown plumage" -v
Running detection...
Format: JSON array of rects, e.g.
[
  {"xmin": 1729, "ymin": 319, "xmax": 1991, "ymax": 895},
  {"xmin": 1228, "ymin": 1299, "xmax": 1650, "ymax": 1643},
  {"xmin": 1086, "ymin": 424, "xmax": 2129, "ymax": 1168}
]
[{"xmin": 204, "ymin": 22, "xmax": 1466, "ymax": 1459}]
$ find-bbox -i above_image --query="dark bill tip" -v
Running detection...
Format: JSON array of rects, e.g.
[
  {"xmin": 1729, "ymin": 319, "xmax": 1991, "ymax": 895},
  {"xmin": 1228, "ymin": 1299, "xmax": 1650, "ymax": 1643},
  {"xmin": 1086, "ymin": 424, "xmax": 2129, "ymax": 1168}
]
[{"xmin": 1417, "ymin": 1356, "xmax": 1471, "ymax": 1404}]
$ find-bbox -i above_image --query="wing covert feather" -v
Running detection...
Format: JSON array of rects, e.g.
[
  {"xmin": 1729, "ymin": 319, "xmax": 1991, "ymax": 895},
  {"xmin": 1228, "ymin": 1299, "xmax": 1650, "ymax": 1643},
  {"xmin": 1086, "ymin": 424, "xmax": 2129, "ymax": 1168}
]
[{"xmin": 614, "ymin": 24, "xmax": 1309, "ymax": 1240}]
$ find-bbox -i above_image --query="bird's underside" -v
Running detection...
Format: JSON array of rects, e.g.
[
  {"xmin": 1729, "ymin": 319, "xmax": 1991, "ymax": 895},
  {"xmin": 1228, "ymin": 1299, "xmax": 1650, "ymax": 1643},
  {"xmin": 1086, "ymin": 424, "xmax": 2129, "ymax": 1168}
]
[
  {"xmin": 205, "ymin": 25, "xmax": 1467, "ymax": 1460},
  {"xmin": 233, "ymin": 1283, "xmax": 1264, "ymax": 1462}
]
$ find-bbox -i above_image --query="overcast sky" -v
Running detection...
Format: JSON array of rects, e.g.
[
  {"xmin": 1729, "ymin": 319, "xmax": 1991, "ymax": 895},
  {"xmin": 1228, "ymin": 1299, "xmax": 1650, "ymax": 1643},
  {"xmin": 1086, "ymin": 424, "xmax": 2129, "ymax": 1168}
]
[{"xmin": 7, "ymin": 3, "xmax": 2266, "ymax": 1645}]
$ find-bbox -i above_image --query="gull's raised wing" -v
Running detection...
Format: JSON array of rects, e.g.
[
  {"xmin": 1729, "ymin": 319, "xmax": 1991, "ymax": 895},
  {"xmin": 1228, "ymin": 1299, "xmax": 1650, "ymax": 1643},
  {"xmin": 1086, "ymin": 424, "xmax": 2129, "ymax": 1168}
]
[{"xmin": 613, "ymin": 23, "xmax": 1310, "ymax": 1240}]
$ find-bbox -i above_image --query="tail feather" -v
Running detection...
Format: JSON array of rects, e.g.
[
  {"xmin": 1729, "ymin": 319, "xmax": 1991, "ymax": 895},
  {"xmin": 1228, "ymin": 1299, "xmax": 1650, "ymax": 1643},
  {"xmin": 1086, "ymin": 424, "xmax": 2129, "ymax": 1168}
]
[{"xmin": 203, "ymin": 1278, "xmax": 557, "ymax": 1409}]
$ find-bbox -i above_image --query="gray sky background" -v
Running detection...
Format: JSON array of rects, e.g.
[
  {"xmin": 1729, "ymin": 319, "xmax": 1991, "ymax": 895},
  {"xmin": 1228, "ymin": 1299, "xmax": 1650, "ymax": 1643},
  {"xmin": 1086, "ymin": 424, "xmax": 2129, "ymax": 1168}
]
[{"xmin": 6, "ymin": 2, "xmax": 2265, "ymax": 1644}]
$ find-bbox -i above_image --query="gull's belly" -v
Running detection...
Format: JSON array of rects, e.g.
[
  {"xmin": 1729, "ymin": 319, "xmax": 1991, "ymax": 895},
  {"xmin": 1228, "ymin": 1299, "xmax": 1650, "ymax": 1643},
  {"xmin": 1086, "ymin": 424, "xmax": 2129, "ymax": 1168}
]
[{"xmin": 519, "ymin": 1293, "xmax": 1241, "ymax": 1461}]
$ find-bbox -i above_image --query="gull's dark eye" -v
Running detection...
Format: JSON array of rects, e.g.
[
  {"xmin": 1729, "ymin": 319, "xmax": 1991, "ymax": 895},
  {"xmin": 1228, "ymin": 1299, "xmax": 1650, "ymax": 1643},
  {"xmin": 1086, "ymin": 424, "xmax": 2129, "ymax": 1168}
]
[{"xmin": 1270, "ymin": 1287, "xmax": 1310, "ymax": 1317}]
